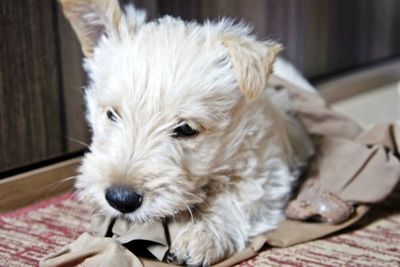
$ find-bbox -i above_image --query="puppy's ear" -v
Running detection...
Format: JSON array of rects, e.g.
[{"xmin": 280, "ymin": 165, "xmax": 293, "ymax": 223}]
[
  {"xmin": 59, "ymin": 0, "xmax": 122, "ymax": 57},
  {"xmin": 222, "ymin": 36, "xmax": 282, "ymax": 101}
]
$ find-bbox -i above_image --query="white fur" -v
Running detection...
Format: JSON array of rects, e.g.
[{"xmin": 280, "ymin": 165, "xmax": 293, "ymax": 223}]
[{"xmin": 63, "ymin": 2, "xmax": 314, "ymax": 266}]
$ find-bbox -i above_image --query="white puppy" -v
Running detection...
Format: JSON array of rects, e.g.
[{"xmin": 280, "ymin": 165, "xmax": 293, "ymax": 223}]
[{"xmin": 60, "ymin": 0, "xmax": 314, "ymax": 265}]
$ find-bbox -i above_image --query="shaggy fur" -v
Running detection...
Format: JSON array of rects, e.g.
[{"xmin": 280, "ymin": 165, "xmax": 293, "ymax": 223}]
[{"xmin": 60, "ymin": 0, "xmax": 314, "ymax": 265}]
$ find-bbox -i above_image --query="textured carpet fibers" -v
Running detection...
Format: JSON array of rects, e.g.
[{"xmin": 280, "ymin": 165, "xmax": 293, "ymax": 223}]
[{"xmin": 1, "ymin": 188, "xmax": 399, "ymax": 267}]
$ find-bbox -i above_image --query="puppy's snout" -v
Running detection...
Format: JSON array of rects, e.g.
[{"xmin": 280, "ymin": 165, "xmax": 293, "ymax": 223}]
[{"xmin": 105, "ymin": 185, "xmax": 143, "ymax": 213}]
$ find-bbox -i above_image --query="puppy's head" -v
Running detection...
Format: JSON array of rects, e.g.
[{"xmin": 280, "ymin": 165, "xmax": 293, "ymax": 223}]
[{"xmin": 60, "ymin": 0, "xmax": 281, "ymax": 222}]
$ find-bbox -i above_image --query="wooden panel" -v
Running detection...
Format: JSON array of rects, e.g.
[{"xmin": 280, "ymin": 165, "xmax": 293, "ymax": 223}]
[
  {"xmin": 0, "ymin": 1, "xmax": 65, "ymax": 171},
  {"xmin": 0, "ymin": 158, "xmax": 79, "ymax": 213},
  {"xmin": 57, "ymin": 6, "xmax": 90, "ymax": 151},
  {"xmin": 1, "ymin": 0, "xmax": 399, "ymax": 173},
  {"xmin": 153, "ymin": 0, "xmax": 400, "ymax": 78},
  {"xmin": 317, "ymin": 59, "xmax": 400, "ymax": 104},
  {"xmin": 302, "ymin": 0, "xmax": 400, "ymax": 77}
]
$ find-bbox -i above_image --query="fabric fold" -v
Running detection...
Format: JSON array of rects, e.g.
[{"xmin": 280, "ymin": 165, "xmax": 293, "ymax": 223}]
[{"xmin": 41, "ymin": 233, "xmax": 145, "ymax": 267}]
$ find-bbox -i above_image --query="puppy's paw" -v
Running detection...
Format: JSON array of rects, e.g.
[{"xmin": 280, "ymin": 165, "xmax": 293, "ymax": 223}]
[
  {"xmin": 165, "ymin": 251, "xmax": 185, "ymax": 265},
  {"xmin": 168, "ymin": 222, "xmax": 229, "ymax": 266}
]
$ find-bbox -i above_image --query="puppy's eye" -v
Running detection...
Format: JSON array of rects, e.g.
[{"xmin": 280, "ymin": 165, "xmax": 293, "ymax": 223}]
[
  {"xmin": 173, "ymin": 123, "xmax": 198, "ymax": 138},
  {"xmin": 106, "ymin": 109, "xmax": 118, "ymax": 122}
]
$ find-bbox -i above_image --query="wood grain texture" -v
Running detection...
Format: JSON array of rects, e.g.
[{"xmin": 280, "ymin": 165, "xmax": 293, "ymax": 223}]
[
  {"xmin": 0, "ymin": 158, "xmax": 79, "ymax": 213},
  {"xmin": 56, "ymin": 6, "xmax": 90, "ymax": 152},
  {"xmin": 151, "ymin": 0, "xmax": 400, "ymax": 78},
  {"xmin": 1, "ymin": 0, "xmax": 399, "ymax": 173},
  {"xmin": 302, "ymin": 0, "xmax": 400, "ymax": 77},
  {"xmin": 0, "ymin": 1, "xmax": 65, "ymax": 171}
]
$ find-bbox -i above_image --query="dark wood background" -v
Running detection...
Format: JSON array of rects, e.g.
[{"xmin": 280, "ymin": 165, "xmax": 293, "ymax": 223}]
[
  {"xmin": 1, "ymin": 0, "xmax": 399, "ymax": 174},
  {"xmin": 145, "ymin": 0, "xmax": 400, "ymax": 78},
  {"xmin": 0, "ymin": 0, "xmax": 87, "ymax": 174}
]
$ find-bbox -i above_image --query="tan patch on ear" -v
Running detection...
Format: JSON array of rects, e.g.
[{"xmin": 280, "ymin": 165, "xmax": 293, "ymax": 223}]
[
  {"xmin": 59, "ymin": 0, "xmax": 122, "ymax": 57},
  {"xmin": 222, "ymin": 36, "xmax": 282, "ymax": 101},
  {"xmin": 265, "ymin": 43, "xmax": 283, "ymax": 77}
]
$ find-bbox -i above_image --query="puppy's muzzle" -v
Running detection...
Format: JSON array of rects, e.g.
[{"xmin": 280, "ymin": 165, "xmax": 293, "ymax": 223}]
[{"xmin": 105, "ymin": 185, "xmax": 143, "ymax": 213}]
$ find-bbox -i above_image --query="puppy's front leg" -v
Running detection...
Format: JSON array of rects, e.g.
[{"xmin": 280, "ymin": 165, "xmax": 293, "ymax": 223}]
[{"xmin": 167, "ymin": 193, "xmax": 247, "ymax": 266}]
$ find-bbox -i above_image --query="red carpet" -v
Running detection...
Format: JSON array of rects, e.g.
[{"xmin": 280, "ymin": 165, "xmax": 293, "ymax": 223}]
[
  {"xmin": 0, "ymin": 194, "xmax": 91, "ymax": 266},
  {"xmin": 1, "ymin": 188, "xmax": 399, "ymax": 266}
]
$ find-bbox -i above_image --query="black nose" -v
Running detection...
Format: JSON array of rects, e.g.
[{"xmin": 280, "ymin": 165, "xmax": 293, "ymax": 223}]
[{"xmin": 105, "ymin": 185, "xmax": 142, "ymax": 213}]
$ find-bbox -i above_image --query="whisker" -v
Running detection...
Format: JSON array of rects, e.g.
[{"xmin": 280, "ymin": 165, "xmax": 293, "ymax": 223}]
[
  {"xmin": 190, "ymin": 205, "xmax": 202, "ymax": 215},
  {"xmin": 57, "ymin": 189, "xmax": 77, "ymax": 218},
  {"xmin": 183, "ymin": 202, "xmax": 194, "ymax": 224},
  {"xmin": 42, "ymin": 175, "xmax": 78, "ymax": 194},
  {"xmin": 171, "ymin": 213, "xmax": 177, "ymax": 225},
  {"xmin": 46, "ymin": 175, "xmax": 77, "ymax": 189},
  {"xmin": 184, "ymin": 192, "xmax": 209, "ymax": 208},
  {"xmin": 177, "ymin": 209, "xmax": 184, "ymax": 224},
  {"xmin": 64, "ymin": 136, "xmax": 90, "ymax": 148}
]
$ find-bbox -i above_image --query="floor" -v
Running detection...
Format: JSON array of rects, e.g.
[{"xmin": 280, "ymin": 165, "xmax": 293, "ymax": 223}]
[
  {"xmin": 1, "ymin": 189, "xmax": 399, "ymax": 267},
  {"xmin": 332, "ymin": 82, "xmax": 400, "ymax": 129}
]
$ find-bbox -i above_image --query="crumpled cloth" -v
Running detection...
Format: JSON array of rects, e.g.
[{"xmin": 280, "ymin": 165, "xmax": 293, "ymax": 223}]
[{"xmin": 41, "ymin": 75, "xmax": 400, "ymax": 267}]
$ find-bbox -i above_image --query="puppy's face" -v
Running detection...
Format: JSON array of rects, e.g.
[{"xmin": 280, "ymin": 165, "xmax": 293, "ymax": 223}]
[{"xmin": 60, "ymin": 0, "xmax": 280, "ymax": 222}]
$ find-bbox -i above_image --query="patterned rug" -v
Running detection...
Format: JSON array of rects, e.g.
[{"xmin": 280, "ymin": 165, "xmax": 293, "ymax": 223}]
[{"xmin": 1, "ymin": 187, "xmax": 399, "ymax": 267}]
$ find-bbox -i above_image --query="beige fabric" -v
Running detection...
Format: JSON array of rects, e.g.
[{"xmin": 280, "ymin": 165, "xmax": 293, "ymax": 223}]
[
  {"xmin": 321, "ymin": 135, "xmax": 400, "ymax": 203},
  {"xmin": 265, "ymin": 205, "xmax": 370, "ymax": 248},
  {"xmin": 40, "ymin": 233, "xmax": 146, "ymax": 267},
  {"xmin": 110, "ymin": 218, "xmax": 169, "ymax": 260},
  {"xmin": 269, "ymin": 75, "xmax": 362, "ymax": 139},
  {"xmin": 40, "ymin": 75, "xmax": 400, "ymax": 267}
]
